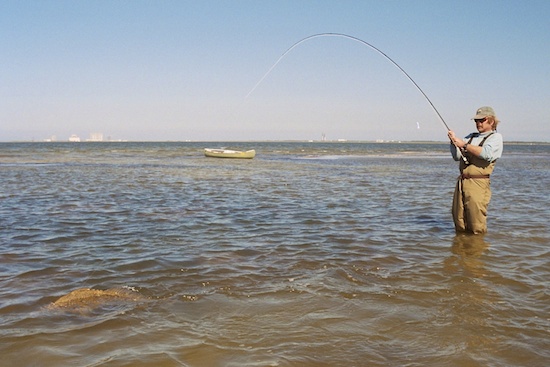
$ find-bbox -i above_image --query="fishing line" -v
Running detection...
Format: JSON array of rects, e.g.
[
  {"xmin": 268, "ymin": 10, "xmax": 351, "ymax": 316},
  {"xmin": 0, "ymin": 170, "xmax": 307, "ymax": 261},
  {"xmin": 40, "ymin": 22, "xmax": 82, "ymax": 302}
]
[{"xmin": 245, "ymin": 32, "xmax": 451, "ymax": 133}]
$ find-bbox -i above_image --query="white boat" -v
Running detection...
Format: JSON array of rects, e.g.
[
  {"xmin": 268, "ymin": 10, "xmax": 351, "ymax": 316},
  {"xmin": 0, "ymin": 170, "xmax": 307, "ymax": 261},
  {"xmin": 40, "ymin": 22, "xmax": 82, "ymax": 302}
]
[{"xmin": 204, "ymin": 148, "xmax": 256, "ymax": 159}]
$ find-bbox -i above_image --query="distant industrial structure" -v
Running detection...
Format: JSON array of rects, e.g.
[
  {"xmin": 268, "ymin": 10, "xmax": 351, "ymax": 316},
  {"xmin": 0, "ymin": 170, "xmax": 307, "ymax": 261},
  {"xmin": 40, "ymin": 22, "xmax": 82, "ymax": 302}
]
[
  {"xmin": 42, "ymin": 132, "xmax": 126, "ymax": 142},
  {"xmin": 68, "ymin": 133, "xmax": 103, "ymax": 142},
  {"xmin": 86, "ymin": 132, "xmax": 104, "ymax": 142}
]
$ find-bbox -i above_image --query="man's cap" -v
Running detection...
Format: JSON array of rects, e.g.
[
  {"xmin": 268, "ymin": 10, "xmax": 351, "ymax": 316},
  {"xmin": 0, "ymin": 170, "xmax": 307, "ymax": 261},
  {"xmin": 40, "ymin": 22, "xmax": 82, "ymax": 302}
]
[{"xmin": 472, "ymin": 106, "xmax": 495, "ymax": 119}]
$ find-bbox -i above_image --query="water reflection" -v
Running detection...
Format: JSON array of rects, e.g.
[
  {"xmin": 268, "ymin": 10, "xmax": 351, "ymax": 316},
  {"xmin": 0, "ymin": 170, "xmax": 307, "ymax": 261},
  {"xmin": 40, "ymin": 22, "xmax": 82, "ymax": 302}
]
[
  {"xmin": 445, "ymin": 234, "xmax": 490, "ymax": 278},
  {"xmin": 452, "ymin": 233, "xmax": 489, "ymax": 257},
  {"xmin": 440, "ymin": 234, "xmax": 500, "ymax": 360}
]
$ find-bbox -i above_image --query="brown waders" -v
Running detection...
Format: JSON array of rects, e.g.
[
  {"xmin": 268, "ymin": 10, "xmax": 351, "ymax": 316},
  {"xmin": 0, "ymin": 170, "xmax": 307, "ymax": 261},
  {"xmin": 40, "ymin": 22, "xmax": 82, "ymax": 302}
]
[{"xmin": 452, "ymin": 134, "xmax": 496, "ymax": 234}]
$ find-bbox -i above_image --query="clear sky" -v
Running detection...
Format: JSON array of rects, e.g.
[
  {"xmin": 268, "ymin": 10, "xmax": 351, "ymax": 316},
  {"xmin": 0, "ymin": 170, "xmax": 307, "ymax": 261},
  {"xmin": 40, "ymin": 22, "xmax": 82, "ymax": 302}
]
[{"xmin": 1, "ymin": 0, "xmax": 549, "ymax": 142}]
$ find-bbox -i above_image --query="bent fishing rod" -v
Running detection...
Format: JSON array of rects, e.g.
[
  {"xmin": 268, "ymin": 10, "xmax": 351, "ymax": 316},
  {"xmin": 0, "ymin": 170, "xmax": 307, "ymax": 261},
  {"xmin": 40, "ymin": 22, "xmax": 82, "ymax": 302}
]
[{"xmin": 246, "ymin": 32, "xmax": 452, "ymax": 133}]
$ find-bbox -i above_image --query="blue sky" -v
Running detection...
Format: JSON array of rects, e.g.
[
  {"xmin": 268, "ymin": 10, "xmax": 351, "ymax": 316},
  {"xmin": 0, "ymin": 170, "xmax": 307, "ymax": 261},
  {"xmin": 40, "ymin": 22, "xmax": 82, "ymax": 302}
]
[{"xmin": 1, "ymin": 0, "xmax": 549, "ymax": 142}]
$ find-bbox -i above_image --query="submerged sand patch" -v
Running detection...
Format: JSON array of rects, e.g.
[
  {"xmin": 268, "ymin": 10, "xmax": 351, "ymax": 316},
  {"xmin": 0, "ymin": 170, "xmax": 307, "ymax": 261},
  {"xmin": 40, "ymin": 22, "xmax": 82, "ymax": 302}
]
[{"xmin": 47, "ymin": 287, "xmax": 145, "ymax": 314}]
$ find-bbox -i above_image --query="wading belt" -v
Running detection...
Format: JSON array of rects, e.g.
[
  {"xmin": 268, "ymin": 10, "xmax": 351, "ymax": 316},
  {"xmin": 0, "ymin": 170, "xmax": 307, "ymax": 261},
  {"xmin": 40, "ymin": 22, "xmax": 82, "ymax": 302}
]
[{"xmin": 459, "ymin": 173, "xmax": 490, "ymax": 180}]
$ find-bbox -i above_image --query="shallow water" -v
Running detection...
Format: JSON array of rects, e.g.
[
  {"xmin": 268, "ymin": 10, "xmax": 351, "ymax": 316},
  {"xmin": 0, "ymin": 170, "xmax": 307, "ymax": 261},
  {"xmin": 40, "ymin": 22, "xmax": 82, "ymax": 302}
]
[{"xmin": 1, "ymin": 141, "xmax": 549, "ymax": 366}]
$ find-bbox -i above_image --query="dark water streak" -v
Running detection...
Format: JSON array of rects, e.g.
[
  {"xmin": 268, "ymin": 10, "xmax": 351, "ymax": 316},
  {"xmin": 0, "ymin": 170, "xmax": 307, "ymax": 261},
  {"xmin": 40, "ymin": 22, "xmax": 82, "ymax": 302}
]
[{"xmin": 1, "ymin": 142, "xmax": 549, "ymax": 366}]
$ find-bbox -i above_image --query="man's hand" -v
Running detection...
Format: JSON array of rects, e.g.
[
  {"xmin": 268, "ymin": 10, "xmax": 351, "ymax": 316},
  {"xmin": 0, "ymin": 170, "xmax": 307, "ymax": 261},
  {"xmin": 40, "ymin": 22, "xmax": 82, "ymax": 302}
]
[{"xmin": 448, "ymin": 130, "xmax": 464, "ymax": 148}]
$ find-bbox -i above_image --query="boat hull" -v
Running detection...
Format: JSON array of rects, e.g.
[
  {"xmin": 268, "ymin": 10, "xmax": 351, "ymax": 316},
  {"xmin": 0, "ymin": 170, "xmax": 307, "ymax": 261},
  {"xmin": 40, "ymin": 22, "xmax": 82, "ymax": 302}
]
[{"xmin": 204, "ymin": 148, "xmax": 256, "ymax": 159}]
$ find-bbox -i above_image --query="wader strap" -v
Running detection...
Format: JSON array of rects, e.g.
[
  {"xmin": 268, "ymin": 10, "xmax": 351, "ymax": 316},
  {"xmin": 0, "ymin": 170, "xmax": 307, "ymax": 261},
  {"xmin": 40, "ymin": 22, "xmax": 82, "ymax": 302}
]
[
  {"xmin": 463, "ymin": 132, "xmax": 495, "ymax": 166},
  {"xmin": 478, "ymin": 132, "xmax": 494, "ymax": 147}
]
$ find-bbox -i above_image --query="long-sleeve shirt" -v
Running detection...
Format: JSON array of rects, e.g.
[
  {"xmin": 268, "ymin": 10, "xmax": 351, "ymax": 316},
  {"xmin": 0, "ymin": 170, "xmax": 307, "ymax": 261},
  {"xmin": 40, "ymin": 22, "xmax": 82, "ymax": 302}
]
[{"xmin": 450, "ymin": 131, "xmax": 503, "ymax": 162}]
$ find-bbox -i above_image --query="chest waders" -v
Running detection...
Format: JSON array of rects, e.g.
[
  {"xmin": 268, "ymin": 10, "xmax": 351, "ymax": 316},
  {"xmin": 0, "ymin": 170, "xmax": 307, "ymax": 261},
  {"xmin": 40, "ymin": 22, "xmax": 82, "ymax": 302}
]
[{"xmin": 452, "ymin": 133, "xmax": 496, "ymax": 234}]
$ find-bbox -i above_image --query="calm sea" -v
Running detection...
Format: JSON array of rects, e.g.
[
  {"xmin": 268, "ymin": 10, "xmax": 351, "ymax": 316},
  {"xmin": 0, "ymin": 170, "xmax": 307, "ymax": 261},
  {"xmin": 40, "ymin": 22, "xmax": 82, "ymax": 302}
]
[{"xmin": 1, "ymin": 141, "xmax": 548, "ymax": 367}]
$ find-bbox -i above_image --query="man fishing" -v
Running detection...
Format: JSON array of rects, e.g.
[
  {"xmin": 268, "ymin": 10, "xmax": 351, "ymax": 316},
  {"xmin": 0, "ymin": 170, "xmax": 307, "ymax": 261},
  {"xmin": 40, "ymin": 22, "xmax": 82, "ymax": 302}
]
[
  {"xmin": 447, "ymin": 106, "xmax": 504, "ymax": 234},
  {"xmin": 248, "ymin": 34, "xmax": 505, "ymax": 234}
]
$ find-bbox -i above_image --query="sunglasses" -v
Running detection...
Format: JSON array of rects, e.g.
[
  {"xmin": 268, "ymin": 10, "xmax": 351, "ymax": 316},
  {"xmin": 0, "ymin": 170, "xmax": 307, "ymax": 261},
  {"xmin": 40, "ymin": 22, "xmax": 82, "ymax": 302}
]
[{"xmin": 474, "ymin": 118, "xmax": 487, "ymax": 123}]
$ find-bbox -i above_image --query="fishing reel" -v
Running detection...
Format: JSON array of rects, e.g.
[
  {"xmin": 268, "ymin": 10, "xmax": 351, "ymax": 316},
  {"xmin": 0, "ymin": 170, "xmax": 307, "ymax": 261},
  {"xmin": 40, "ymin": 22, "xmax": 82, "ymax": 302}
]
[{"xmin": 460, "ymin": 146, "xmax": 470, "ymax": 166}]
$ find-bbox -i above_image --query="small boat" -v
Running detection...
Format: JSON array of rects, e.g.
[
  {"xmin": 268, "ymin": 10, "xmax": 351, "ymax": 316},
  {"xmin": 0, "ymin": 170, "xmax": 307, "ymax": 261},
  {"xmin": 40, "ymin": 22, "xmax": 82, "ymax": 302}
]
[{"xmin": 204, "ymin": 148, "xmax": 256, "ymax": 159}]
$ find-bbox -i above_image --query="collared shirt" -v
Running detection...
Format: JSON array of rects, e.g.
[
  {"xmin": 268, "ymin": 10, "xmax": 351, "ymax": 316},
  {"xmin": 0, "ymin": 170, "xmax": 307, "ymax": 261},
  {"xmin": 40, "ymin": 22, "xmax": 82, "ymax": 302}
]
[{"xmin": 450, "ymin": 131, "xmax": 504, "ymax": 162}]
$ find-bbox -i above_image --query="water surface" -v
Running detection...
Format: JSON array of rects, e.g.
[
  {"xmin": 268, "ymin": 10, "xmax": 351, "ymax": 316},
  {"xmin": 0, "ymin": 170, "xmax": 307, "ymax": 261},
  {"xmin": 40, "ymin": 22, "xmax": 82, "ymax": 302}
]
[{"xmin": 1, "ymin": 141, "xmax": 549, "ymax": 366}]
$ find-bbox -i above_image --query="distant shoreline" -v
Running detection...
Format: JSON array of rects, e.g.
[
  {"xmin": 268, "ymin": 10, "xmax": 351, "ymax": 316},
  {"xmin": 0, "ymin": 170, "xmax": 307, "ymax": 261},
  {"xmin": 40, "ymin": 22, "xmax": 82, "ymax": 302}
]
[{"xmin": 1, "ymin": 140, "xmax": 549, "ymax": 145}]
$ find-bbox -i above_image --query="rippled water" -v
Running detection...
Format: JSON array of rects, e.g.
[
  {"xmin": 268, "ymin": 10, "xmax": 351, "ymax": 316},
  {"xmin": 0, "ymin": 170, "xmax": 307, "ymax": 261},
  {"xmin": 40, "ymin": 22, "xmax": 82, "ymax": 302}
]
[{"xmin": 1, "ymin": 141, "xmax": 549, "ymax": 367}]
